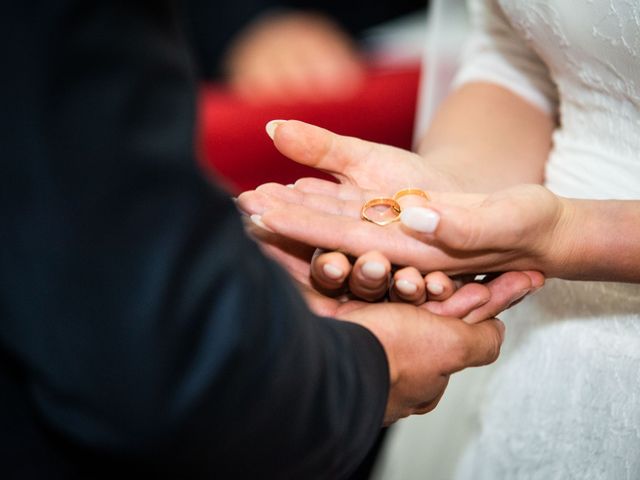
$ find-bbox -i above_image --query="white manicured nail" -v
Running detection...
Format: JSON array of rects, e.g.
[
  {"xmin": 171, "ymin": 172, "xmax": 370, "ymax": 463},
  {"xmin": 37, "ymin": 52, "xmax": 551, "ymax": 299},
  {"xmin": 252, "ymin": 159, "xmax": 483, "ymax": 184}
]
[
  {"xmin": 286, "ymin": 184, "xmax": 295, "ymax": 189},
  {"xmin": 427, "ymin": 282, "xmax": 444, "ymax": 296},
  {"xmin": 265, "ymin": 120, "xmax": 286, "ymax": 140},
  {"xmin": 361, "ymin": 262, "xmax": 387, "ymax": 280},
  {"xmin": 250, "ymin": 214, "xmax": 273, "ymax": 232},
  {"xmin": 401, "ymin": 207, "xmax": 440, "ymax": 234},
  {"xmin": 323, "ymin": 264, "xmax": 344, "ymax": 280},
  {"xmin": 396, "ymin": 279, "xmax": 418, "ymax": 295}
]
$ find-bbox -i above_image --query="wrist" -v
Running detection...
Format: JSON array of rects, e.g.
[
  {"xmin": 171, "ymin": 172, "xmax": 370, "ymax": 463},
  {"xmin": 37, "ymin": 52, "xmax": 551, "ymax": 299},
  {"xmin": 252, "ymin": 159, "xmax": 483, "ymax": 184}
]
[
  {"xmin": 540, "ymin": 195, "xmax": 580, "ymax": 278},
  {"xmin": 541, "ymin": 198, "xmax": 640, "ymax": 282}
]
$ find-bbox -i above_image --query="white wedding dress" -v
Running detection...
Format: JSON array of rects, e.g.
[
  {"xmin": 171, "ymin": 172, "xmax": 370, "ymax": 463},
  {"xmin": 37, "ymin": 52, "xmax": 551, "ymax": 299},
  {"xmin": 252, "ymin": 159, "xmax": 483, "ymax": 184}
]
[
  {"xmin": 375, "ymin": 1, "xmax": 640, "ymax": 479},
  {"xmin": 456, "ymin": 1, "xmax": 640, "ymax": 478}
]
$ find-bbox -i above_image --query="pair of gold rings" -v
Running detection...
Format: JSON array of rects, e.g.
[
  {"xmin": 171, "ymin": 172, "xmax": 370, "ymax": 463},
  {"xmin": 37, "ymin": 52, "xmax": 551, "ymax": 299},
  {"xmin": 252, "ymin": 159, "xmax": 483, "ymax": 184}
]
[{"xmin": 360, "ymin": 188, "xmax": 430, "ymax": 226}]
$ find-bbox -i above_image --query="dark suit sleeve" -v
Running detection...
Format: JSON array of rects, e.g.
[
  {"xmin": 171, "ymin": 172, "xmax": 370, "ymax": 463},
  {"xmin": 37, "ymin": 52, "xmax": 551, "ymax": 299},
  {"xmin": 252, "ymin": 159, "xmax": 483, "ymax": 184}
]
[{"xmin": 0, "ymin": 2, "xmax": 388, "ymax": 478}]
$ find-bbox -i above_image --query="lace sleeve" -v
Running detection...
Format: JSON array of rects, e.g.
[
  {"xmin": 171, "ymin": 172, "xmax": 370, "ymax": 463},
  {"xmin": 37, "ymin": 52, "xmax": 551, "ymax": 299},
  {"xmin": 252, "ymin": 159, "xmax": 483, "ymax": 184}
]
[{"xmin": 453, "ymin": 0, "xmax": 558, "ymax": 115}]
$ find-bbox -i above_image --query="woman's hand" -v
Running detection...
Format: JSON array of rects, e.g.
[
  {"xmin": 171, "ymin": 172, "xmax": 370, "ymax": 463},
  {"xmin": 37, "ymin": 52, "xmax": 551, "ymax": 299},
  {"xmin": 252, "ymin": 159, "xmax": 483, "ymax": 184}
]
[
  {"xmin": 265, "ymin": 119, "xmax": 464, "ymax": 193},
  {"xmin": 264, "ymin": 119, "xmax": 469, "ymax": 297},
  {"xmin": 239, "ymin": 181, "xmax": 568, "ymax": 277}
]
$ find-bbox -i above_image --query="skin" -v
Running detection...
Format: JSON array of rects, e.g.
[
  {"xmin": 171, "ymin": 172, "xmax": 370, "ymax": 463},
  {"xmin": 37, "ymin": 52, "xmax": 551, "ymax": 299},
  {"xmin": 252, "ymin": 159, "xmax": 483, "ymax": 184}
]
[
  {"xmin": 261, "ymin": 81, "xmax": 554, "ymax": 297},
  {"xmin": 341, "ymin": 302, "xmax": 505, "ymax": 424},
  {"xmin": 243, "ymin": 219, "xmax": 528, "ymax": 424},
  {"xmin": 234, "ymin": 83, "xmax": 567, "ymax": 424},
  {"xmin": 247, "ymin": 216, "xmax": 538, "ymax": 320},
  {"xmin": 242, "ymin": 133, "xmax": 640, "ymax": 282},
  {"xmin": 224, "ymin": 12, "xmax": 364, "ymax": 105},
  {"xmin": 254, "ymin": 182, "xmax": 464, "ymax": 303}
]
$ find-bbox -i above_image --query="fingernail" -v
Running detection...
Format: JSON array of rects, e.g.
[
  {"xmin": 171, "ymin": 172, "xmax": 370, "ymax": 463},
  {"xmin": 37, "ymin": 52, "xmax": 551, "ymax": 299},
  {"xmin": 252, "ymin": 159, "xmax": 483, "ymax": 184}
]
[
  {"xmin": 323, "ymin": 263, "xmax": 344, "ymax": 280},
  {"xmin": 396, "ymin": 279, "xmax": 418, "ymax": 295},
  {"xmin": 250, "ymin": 214, "xmax": 273, "ymax": 232},
  {"xmin": 427, "ymin": 282, "xmax": 444, "ymax": 296},
  {"xmin": 286, "ymin": 184, "xmax": 295, "ymax": 189},
  {"xmin": 401, "ymin": 207, "xmax": 440, "ymax": 234},
  {"xmin": 265, "ymin": 120, "xmax": 286, "ymax": 140},
  {"xmin": 361, "ymin": 262, "xmax": 387, "ymax": 280}
]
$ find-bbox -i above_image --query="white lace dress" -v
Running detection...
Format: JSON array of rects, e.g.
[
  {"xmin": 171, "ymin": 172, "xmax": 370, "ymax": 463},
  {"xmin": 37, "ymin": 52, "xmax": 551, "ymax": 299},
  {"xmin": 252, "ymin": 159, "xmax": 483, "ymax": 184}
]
[
  {"xmin": 372, "ymin": 2, "xmax": 640, "ymax": 478},
  {"xmin": 449, "ymin": 1, "xmax": 640, "ymax": 478}
]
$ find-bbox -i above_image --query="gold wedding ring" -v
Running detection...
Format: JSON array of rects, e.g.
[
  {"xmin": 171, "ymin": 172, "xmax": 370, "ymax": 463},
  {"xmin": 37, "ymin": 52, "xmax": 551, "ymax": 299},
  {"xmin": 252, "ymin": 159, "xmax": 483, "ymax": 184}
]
[
  {"xmin": 360, "ymin": 197, "xmax": 402, "ymax": 226},
  {"xmin": 393, "ymin": 188, "xmax": 430, "ymax": 202},
  {"xmin": 360, "ymin": 189, "xmax": 429, "ymax": 226}
]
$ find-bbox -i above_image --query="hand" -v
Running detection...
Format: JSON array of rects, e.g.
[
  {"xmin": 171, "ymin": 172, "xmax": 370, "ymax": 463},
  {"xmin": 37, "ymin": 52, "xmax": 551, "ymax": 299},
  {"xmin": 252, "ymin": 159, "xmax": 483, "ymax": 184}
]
[
  {"xmin": 240, "ymin": 181, "xmax": 567, "ymax": 277},
  {"xmin": 241, "ymin": 189, "xmax": 544, "ymax": 322},
  {"xmin": 246, "ymin": 218, "xmax": 509, "ymax": 423},
  {"xmin": 245, "ymin": 209, "xmax": 526, "ymax": 424},
  {"xmin": 338, "ymin": 302, "xmax": 505, "ymax": 424},
  {"xmin": 225, "ymin": 13, "xmax": 364, "ymax": 104},
  {"xmin": 310, "ymin": 246, "xmax": 463, "ymax": 305},
  {"xmin": 265, "ymin": 119, "xmax": 463, "ymax": 193},
  {"xmin": 264, "ymin": 119, "xmax": 469, "ymax": 298}
]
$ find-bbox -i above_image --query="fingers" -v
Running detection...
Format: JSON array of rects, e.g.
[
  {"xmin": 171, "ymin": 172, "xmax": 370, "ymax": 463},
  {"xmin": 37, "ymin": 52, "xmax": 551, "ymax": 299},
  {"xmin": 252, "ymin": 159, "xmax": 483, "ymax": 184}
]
[
  {"xmin": 390, "ymin": 267, "xmax": 427, "ymax": 305},
  {"xmin": 463, "ymin": 271, "xmax": 538, "ymax": 324},
  {"xmin": 310, "ymin": 249, "xmax": 352, "ymax": 293},
  {"xmin": 423, "ymin": 282, "xmax": 490, "ymax": 318},
  {"xmin": 238, "ymin": 182, "xmax": 366, "ymax": 219},
  {"xmin": 522, "ymin": 270, "xmax": 546, "ymax": 291},
  {"xmin": 265, "ymin": 119, "xmax": 384, "ymax": 181},
  {"xmin": 312, "ymin": 250, "xmax": 394, "ymax": 302},
  {"xmin": 424, "ymin": 271, "xmax": 456, "ymax": 300},
  {"xmin": 258, "ymin": 202, "xmax": 447, "ymax": 269},
  {"xmin": 441, "ymin": 318, "xmax": 505, "ymax": 374},
  {"xmin": 348, "ymin": 251, "xmax": 392, "ymax": 301},
  {"xmin": 241, "ymin": 186, "xmax": 501, "ymax": 275},
  {"xmin": 258, "ymin": 182, "xmax": 366, "ymax": 218}
]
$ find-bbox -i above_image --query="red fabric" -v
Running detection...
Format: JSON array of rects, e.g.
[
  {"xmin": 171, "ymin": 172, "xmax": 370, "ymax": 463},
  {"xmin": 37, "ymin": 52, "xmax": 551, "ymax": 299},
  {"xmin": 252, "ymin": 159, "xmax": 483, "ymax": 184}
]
[{"xmin": 197, "ymin": 64, "xmax": 420, "ymax": 194}]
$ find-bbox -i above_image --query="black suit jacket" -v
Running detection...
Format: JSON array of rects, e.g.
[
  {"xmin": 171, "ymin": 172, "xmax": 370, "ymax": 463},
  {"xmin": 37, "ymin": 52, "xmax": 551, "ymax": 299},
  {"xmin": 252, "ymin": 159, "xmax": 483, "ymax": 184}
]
[{"xmin": 0, "ymin": 2, "xmax": 388, "ymax": 478}]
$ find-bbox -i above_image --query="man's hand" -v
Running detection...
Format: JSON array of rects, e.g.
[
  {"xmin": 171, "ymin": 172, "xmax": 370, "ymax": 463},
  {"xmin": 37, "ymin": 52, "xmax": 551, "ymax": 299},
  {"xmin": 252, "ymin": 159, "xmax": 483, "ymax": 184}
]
[
  {"xmin": 337, "ymin": 302, "xmax": 505, "ymax": 424},
  {"xmin": 245, "ymin": 219, "xmax": 507, "ymax": 423}
]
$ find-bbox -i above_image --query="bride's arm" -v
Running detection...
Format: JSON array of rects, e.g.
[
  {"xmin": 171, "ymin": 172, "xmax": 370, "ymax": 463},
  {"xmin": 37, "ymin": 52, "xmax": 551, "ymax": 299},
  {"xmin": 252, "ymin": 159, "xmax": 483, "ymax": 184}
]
[
  {"xmin": 416, "ymin": 0, "xmax": 560, "ymax": 193},
  {"xmin": 417, "ymin": 82, "xmax": 554, "ymax": 193},
  {"xmin": 556, "ymin": 198, "xmax": 640, "ymax": 282}
]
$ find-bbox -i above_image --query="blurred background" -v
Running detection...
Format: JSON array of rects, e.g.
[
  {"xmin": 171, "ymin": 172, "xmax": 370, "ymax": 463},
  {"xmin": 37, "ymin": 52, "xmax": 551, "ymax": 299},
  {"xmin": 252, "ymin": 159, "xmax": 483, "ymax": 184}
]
[{"xmin": 184, "ymin": 0, "xmax": 434, "ymax": 193}]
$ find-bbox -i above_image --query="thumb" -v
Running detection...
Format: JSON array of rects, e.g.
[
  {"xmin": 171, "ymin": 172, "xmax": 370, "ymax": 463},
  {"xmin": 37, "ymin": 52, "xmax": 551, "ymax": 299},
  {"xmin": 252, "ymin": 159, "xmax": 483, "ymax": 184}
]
[
  {"xmin": 265, "ymin": 119, "xmax": 376, "ymax": 182},
  {"xmin": 400, "ymin": 203, "xmax": 507, "ymax": 252},
  {"xmin": 443, "ymin": 318, "xmax": 505, "ymax": 374}
]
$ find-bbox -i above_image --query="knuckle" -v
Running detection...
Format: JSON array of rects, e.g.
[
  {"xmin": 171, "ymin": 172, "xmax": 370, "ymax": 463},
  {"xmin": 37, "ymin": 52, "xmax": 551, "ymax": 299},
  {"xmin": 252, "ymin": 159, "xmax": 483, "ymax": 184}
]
[
  {"xmin": 486, "ymin": 330, "xmax": 503, "ymax": 364},
  {"xmin": 445, "ymin": 326, "xmax": 471, "ymax": 368}
]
